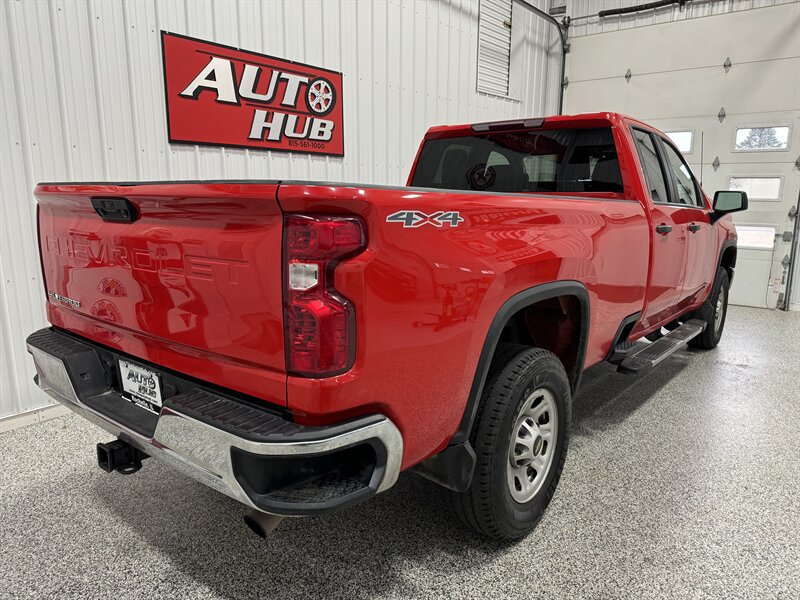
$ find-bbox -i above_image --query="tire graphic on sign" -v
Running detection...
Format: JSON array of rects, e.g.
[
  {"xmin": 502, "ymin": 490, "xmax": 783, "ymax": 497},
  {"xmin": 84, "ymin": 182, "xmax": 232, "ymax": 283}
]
[{"xmin": 307, "ymin": 77, "xmax": 336, "ymax": 116}]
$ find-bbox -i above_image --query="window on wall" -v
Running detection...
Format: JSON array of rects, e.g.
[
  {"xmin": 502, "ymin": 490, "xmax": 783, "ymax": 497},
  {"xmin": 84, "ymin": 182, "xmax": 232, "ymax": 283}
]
[
  {"xmin": 730, "ymin": 177, "xmax": 782, "ymax": 201},
  {"xmin": 665, "ymin": 131, "xmax": 693, "ymax": 154},
  {"xmin": 736, "ymin": 225, "xmax": 777, "ymax": 250},
  {"xmin": 734, "ymin": 126, "xmax": 790, "ymax": 151},
  {"xmin": 477, "ymin": 0, "xmax": 512, "ymax": 97}
]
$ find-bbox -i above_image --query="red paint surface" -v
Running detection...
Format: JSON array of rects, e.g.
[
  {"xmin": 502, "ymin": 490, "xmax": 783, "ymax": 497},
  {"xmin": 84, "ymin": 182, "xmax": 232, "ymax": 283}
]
[
  {"xmin": 37, "ymin": 182, "xmax": 287, "ymax": 406},
  {"xmin": 35, "ymin": 113, "xmax": 735, "ymax": 469}
]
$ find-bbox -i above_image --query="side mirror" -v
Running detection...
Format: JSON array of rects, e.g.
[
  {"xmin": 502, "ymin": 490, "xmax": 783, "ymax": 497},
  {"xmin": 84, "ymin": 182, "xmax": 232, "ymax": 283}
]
[{"xmin": 711, "ymin": 190, "xmax": 748, "ymax": 223}]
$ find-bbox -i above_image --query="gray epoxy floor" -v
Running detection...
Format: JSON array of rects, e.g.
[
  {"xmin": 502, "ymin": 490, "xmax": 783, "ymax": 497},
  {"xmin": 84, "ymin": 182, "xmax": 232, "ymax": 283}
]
[{"xmin": 1, "ymin": 306, "xmax": 799, "ymax": 599}]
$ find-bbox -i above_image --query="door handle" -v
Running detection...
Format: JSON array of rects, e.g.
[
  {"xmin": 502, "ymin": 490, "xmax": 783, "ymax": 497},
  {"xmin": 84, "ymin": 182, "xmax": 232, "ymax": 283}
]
[
  {"xmin": 655, "ymin": 224, "xmax": 673, "ymax": 235},
  {"xmin": 688, "ymin": 223, "xmax": 702, "ymax": 233}
]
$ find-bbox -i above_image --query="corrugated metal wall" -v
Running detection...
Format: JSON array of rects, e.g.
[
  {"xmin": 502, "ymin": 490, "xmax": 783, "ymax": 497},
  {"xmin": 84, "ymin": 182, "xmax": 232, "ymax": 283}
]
[
  {"xmin": 564, "ymin": 0, "xmax": 797, "ymax": 36},
  {"xmin": 477, "ymin": 0, "xmax": 513, "ymax": 96},
  {"xmin": 0, "ymin": 0, "xmax": 559, "ymax": 422}
]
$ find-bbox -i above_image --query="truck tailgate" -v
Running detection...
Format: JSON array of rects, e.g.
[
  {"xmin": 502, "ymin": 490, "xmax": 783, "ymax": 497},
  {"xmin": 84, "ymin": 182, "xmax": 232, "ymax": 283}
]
[{"xmin": 35, "ymin": 182, "xmax": 287, "ymax": 407}]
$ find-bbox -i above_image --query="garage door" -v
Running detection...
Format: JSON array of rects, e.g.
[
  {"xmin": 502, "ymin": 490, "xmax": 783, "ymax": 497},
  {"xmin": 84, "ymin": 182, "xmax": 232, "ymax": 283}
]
[{"xmin": 563, "ymin": 2, "xmax": 800, "ymax": 309}]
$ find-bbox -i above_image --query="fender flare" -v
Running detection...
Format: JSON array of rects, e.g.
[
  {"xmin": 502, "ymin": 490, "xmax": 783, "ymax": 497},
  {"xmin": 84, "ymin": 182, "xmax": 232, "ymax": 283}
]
[
  {"xmin": 412, "ymin": 281, "xmax": 590, "ymax": 492},
  {"xmin": 716, "ymin": 240, "xmax": 737, "ymax": 283},
  {"xmin": 604, "ymin": 311, "xmax": 641, "ymax": 362},
  {"xmin": 452, "ymin": 280, "xmax": 590, "ymax": 447}
]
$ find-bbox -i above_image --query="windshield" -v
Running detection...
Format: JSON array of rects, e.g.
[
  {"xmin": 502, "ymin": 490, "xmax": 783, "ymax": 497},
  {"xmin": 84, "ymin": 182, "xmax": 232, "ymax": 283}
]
[{"xmin": 410, "ymin": 127, "xmax": 623, "ymax": 195}]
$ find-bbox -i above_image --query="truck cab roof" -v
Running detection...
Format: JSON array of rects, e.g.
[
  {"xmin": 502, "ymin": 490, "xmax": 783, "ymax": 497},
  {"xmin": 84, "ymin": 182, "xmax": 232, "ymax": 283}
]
[{"xmin": 424, "ymin": 112, "xmax": 657, "ymax": 139}]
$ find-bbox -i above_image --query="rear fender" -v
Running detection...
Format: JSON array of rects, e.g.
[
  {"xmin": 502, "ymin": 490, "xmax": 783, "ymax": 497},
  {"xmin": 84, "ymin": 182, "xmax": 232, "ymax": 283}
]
[
  {"xmin": 454, "ymin": 280, "xmax": 590, "ymax": 446},
  {"xmin": 413, "ymin": 281, "xmax": 589, "ymax": 492}
]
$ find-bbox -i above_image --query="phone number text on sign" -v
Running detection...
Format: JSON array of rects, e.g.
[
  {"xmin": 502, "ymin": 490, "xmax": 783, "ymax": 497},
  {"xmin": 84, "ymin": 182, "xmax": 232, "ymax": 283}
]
[{"xmin": 161, "ymin": 32, "xmax": 344, "ymax": 156}]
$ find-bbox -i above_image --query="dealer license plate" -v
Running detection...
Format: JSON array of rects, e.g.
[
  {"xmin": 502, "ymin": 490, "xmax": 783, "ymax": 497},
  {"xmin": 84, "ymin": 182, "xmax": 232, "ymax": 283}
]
[{"xmin": 119, "ymin": 360, "xmax": 163, "ymax": 413}]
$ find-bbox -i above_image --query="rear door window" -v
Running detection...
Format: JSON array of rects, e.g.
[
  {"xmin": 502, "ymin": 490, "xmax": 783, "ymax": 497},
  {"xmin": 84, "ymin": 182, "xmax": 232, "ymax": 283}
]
[
  {"xmin": 631, "ymin": 128, "xmax": 670, "ymax": 204},
  {"xmin": 411, "ymin": 127, "xmax": 623, "ymax": 194}
]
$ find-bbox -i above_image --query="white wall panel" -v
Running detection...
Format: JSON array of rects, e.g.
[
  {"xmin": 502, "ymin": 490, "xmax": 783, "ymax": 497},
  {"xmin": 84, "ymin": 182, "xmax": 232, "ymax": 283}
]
[
  {"xmin": 477, "ymin": 0, "xmax": 513, "ymax": 96},
  {"xmin": 0, "ymin": 0, "xmax": 559, "ymax": 421},
  {"xmin": 565, "ymin": 0, "xmax": 796, "ymax": 37},
  {"xmin": 793, "ymin": 254, "xmax": 800, "ymax": 311}
]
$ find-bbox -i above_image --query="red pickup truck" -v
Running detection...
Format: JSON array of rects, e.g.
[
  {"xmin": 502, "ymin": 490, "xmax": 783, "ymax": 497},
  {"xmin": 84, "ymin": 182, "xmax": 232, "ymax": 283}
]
[{"xmin": 27, "ymin": 112, "xmax": 746, "ymax": 541}]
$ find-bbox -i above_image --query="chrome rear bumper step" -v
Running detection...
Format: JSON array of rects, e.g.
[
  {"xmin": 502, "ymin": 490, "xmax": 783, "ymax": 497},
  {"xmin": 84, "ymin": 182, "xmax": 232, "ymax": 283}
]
[
  {"xmin": 26, "ymin": 327, "xmax": 403, "ymax": 516},
  {"xmin": 617, "ymin": 319, "xmax": 706, "ymax": 374}
]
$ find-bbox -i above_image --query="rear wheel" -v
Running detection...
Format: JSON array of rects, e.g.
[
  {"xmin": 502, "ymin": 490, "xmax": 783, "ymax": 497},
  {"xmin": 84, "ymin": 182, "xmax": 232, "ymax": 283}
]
[
  {"xmin": 689, "ymin": 266, "xmax": 730, "ymax": 349},
  {"xmin": 449, "ymin": 346, "xmax": 570, "ymax": 541}
]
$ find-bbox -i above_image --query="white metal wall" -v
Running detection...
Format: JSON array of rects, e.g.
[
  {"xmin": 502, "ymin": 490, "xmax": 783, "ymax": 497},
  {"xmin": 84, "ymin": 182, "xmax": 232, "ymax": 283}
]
[
  {"xmin": 564, "ymin": 0, "xmax": 797, "ymax": 37},
  {"xmin": 478, "ymin": 0, "xmax": 513, "ymax": 96},
  {"xmin": 0, "ymin": 0, "xmax": 559, "ymax": 421}
]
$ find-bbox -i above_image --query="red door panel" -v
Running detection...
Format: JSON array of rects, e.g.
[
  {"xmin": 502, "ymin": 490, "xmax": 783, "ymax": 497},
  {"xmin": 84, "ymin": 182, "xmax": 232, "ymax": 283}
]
[
  {"xmin": 644, "ymin": 205, "xmax": 688, "ymax": 328},
  {"xmin": 680, "ymin": 207, "xmax": 715, "ymax": 302}
]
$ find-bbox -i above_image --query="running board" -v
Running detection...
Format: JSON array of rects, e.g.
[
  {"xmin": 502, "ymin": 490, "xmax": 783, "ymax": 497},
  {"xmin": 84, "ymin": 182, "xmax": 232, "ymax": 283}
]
[
  {"xmin": 608, "ymin": 339, "xmax": 635, "ymax": 365},
  {"xmin": 617, "ymin": 319, "xmax": 706, "ymax": 375}
]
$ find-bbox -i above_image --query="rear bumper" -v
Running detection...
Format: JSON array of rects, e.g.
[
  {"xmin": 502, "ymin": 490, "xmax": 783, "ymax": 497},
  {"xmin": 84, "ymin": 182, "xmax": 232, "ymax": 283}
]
[{"xmin": 26, "ymin": 328, "xmax": 402, "ymax": 516}]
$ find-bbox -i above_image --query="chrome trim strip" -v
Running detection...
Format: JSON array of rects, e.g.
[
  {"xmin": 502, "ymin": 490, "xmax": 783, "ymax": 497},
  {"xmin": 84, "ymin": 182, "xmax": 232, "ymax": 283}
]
[{"xmin": 27, "ymin": 344, "xmax": 403, "ymax": 514}]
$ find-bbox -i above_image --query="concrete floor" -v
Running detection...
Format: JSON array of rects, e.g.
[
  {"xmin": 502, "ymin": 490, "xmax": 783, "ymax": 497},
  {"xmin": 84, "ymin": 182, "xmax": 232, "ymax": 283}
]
[{"xmin": 1, "ymin": 305, "xmax": 799, "ymax": 599}]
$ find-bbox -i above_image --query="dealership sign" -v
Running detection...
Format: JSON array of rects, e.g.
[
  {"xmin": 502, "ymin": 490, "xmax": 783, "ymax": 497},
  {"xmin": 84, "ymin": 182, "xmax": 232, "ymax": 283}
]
[{"xmin": 161, "ymin": 32, "xmax": 344, "ymax": 156}]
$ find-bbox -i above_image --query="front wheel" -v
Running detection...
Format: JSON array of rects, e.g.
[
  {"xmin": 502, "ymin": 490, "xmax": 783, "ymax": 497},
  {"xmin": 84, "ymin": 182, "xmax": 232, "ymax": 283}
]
[
  {"xmin": 689, "ymin": 266, "xmax": 730, "ymax": 349},
  {"xmin": 448, "ymin": 347, "xmax": 571, "ymax": 541}
]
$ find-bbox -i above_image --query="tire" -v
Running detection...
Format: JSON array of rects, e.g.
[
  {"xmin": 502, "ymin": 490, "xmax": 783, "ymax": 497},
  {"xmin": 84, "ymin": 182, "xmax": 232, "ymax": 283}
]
[
  {"xmin": 645, "ymin": 319, "xmax": 681, "ymax": 342},
  {"xmin": 645, "ymin": 330, "xmax": 663, "ymax": 342},
  {"xmin": 486, "ymin": 342, "xmax": 529, "ymax": 381},
  {"xmin": 449, "ymin": 346, "xmax": 571, "ymax": 541},
  {"xmin": 688, "ymin": 266, "xmax": 730, "ymax": 350}
]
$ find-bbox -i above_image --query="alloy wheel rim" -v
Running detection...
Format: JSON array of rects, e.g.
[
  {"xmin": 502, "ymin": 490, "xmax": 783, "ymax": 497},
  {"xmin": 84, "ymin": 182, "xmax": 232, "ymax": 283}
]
[
  {"xmin": 506, "ymin": 388, "xmax": 558, "ymax": 503},
  {"xmin": 308, "ymin": 80, "xmax": 333, "ymax": 114}
]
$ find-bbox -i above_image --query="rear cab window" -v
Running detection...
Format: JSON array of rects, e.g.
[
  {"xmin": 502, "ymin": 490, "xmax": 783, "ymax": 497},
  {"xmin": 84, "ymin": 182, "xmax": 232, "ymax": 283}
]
[{"xmin": 410, "ymin": 127, "xmax": 624, "ymax": 196}]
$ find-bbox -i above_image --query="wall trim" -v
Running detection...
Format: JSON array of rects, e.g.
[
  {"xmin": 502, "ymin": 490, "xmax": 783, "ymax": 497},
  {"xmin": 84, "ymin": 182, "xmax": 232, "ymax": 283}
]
[{"xmin": 0, "ymin": 404, "xmax": 70, "ymax": 433}]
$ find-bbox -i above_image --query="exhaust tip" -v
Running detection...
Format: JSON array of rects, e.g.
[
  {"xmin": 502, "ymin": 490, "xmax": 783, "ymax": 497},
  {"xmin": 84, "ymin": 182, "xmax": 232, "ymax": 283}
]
[
  {"xmin": 243, "ymin": 510, "xmax": 283, "ymax": 538},
  {"xmin": 243, "ymin": 513, "xmax": 267, "ymax": 538}
]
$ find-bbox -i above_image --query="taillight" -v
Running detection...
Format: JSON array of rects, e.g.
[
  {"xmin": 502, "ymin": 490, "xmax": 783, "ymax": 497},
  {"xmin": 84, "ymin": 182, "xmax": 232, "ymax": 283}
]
[{"xmin": 283, "ymin": 214, "xmax": 367, "ymax": 376}]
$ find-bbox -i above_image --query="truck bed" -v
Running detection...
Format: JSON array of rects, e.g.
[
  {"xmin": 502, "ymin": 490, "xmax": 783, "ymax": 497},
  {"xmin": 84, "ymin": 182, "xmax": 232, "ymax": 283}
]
[{"xmin": 37, "ymin": 179, "xmax": 648, "ymax": 463}]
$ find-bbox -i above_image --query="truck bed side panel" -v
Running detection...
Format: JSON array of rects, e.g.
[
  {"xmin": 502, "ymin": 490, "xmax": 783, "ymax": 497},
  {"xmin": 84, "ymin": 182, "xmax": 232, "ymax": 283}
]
[{"xmin": 278, "ymin": 183, "xmax": 649, "ymax": 467}]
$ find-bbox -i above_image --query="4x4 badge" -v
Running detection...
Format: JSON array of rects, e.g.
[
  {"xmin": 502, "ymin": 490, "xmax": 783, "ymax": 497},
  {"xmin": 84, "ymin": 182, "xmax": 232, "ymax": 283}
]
[{"xmin": 386, "ymin": 210, "xmax": 464, "ymax": 228}]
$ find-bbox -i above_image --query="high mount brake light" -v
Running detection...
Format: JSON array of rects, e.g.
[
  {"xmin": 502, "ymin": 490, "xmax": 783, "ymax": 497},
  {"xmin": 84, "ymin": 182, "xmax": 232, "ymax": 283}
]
[
  {"xmin": 470, "ymin": 118, "xmax": 545, "ymax": 132},
  {"xmin": 283, "ymin": 215, "xmax": 366, "ymax": 376}
]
